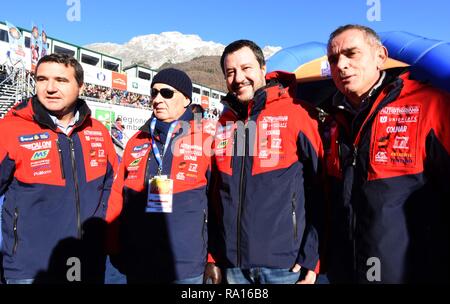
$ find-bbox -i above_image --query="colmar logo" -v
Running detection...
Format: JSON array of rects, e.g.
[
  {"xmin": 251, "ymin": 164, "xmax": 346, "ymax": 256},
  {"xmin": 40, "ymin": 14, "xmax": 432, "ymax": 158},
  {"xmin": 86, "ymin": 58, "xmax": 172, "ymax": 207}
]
[{"xmin": 386, "ymin": 125, "xmax": 407, "ymax": 133}]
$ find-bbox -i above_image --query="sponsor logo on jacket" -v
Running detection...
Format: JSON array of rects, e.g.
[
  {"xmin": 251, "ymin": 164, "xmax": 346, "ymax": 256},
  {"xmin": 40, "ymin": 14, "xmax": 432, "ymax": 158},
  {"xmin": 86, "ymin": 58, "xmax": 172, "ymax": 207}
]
[
  {"xmin": 133, "ymin": 144, "xmax": 150, "ymax": 152},
  {"xmin": 18, "ymin": 132, "xmax": 50, "ymax": 143},
  {"xmin": 31, "ymin": 149, "xmax": 50, "ymax": 161},
  {"xmin": 372, "ymin": 104, "xmax": 420, "ymax": 167},
  {"xmin": 21, "ymin": 140, "xmax": 52, "ymax": 151}
]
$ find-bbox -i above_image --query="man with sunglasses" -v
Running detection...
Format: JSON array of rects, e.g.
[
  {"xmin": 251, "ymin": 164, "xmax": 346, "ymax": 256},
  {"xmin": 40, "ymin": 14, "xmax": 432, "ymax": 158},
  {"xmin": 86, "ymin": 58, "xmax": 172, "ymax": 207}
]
[
  {"xmin": 107, "ymin": 68, "xmax": 222, "ymax": 284},
  {"xmin": 210, "ymin": 40, "xmax": 325, "ymax": 284}
]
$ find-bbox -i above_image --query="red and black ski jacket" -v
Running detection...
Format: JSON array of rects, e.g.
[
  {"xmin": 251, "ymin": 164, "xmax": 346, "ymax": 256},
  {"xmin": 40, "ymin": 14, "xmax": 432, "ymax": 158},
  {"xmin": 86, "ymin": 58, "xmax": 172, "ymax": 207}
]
[
  {"xmin": 107, "ymin": 108, "xmax": 217, "ymax": 282},
  {"xmin": 211, "ymin": 71, "xmax": 325, "ymax": 272},
  {"xmin": 322, "ymin": 69, "xmax": 450, "ymax": 283},
  {"xmin": 0, "ymin": 97, "xmax": 117, "ymax": 280}
]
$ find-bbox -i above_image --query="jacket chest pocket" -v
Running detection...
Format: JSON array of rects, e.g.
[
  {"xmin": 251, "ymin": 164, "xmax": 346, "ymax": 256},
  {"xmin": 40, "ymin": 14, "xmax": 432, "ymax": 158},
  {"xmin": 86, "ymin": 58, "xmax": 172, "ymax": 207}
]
[
  {"xmin": 369, "ymin": 106, "xmax": 422, "ymax": 178},
  {"xmin": 173, "ymin": 161, "xmax": 205, "ymax": 185},
  {"xmin": 17, "ymin": 140, "xmax": 65, "ymax": 185},
  {"xmin": 84, "ymin": 142, "xmax": 109, "ymax": 181}
]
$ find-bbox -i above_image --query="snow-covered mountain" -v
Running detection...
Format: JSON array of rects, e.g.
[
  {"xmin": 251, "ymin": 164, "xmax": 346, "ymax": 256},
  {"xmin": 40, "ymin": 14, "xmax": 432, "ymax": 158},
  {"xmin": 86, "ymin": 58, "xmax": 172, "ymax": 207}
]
[{"xmin": 85, "ymin": 31, "xmax": 281, "ymax": 69}]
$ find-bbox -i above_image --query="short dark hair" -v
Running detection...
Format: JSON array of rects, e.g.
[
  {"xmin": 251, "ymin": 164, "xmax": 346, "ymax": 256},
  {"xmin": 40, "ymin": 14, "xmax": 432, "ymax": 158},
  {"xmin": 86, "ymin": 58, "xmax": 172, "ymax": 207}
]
[
  {"xmin": 35, "ymin": 53, "xmax": 84, "ymax": 86},
  {"xmin": 327, "ymin": 24, "xmax": 382, "ymax": 51},
  {"xmin": 220, "ymin": 39, "xmax": 265, "ymax": 75}
]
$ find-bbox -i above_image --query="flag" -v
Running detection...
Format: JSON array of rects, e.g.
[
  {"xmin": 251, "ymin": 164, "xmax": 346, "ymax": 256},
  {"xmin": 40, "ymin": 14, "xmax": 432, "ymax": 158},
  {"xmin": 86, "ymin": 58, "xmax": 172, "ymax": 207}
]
[
  {"xmin": 30, "ymin": 24, "xmax": 41, "ymax": 67},
  {"xmin": 5, "ymin": 21, "xmax": 26, "ymax": 63}
]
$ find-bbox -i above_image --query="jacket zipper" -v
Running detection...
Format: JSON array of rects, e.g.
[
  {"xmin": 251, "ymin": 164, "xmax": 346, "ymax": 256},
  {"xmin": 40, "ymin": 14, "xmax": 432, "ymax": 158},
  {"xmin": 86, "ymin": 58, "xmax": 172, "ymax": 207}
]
[
  {"xmin": 351, "ymin": 145, "xmax": 358, "ymax": 274},
  {"xmin": 350, "ymin": 140, "xmax": 359, "ymax": 276},
  {"xmin": 352, "ymin": 145, "xmax": 358, "ymax": 166},
  {"xmin": 230, "ymin": 129, "xmax": 237, "ymax": 168},
  {"xmin": 349, "ymin": 102, "xmax": 383, "ymax": 277},
  {"xmin": 67, "ymin": 137, "xmax": 82, "ymax": 239},
  {"xmin": 56, "ymin": 139, "xmax": 65, "ymax": 179},
  {"xmin": 346, "ymin": 78, "xmax": 404, "ymax": 279},
  {"xmin": 237, "ymin": 125, "xmax": 248, "ymax": 267},
  {"xmin": 291, "ymin": 193, "xmax": 298, "ymax": 240},
  {"xmin": 13, "ymin": 207, "xmax": 19, "ymax": 255},
  {"xmin": 202, "ymin": 209, "xmax": 207, "ymax": 246},
  {"xmin": 143, "ymin": 148, "xmax": 151, "ymax": 187}
]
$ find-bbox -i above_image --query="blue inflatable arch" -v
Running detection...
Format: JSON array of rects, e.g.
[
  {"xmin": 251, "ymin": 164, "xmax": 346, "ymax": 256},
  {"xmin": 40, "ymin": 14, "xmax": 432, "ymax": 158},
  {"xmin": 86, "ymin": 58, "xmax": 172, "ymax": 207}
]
[
  {"xmin": 267, "ymin": 31, "xmax": 450, "ymax": 94},
  {"xmin": 380, "ymin": 31, "xmax": 450, "ymax": 93}
]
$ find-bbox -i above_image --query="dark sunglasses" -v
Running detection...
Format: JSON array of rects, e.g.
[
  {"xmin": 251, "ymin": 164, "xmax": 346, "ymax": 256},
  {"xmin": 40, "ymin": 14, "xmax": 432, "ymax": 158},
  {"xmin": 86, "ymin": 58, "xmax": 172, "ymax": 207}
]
[{"xmin": 151, "ymin": 88, "xmax": 177, "ymax": 99}]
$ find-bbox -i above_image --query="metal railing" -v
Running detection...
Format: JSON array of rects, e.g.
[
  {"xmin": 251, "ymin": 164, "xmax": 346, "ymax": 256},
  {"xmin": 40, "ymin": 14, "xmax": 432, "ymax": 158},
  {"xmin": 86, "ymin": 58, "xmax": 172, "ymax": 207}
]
[{"xmin": 0, "ymin": 57, "xmax": 35, "ymax": 103}]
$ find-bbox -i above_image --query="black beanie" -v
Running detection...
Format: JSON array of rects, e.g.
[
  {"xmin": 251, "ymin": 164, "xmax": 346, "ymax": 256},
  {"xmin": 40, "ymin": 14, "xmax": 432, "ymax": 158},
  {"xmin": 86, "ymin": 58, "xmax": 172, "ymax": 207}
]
[{"xmin": 151, "ymin": 68, "xmax": 192, "ymax": 101}]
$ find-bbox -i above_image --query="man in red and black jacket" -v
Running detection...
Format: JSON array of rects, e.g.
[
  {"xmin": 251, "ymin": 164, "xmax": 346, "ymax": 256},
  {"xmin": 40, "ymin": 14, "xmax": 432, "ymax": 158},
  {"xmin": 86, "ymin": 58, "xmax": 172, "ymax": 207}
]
[
  {"xmin": 323, "ymin": 24, "xmax": 450, "ymax": 283},
  {"xmin": 211, "ymin": 40, "xmax": 325, "ymax": 284},
  {"xmin": 107, "ymin": 68, "xmax": 221, "ymax": 284},
  {"xmin": 0, "ymin": 54, "xmax": 118, "ymax": 283}
]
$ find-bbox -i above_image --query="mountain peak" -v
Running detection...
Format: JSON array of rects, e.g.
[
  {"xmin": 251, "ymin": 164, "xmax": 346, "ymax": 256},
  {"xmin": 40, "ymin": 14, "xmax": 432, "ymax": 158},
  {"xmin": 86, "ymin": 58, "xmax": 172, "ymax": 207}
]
[{"xmin": 85, "ymin": 31, "xmax": 280, "ymax": 69}]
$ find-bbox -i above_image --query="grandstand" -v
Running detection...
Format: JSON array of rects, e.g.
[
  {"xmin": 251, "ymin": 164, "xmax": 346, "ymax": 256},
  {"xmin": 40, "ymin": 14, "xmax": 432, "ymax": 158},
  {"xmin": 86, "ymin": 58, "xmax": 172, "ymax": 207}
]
[{"xmin": 0, "ymin": 21, "xmax": 226, "ymax": 151}]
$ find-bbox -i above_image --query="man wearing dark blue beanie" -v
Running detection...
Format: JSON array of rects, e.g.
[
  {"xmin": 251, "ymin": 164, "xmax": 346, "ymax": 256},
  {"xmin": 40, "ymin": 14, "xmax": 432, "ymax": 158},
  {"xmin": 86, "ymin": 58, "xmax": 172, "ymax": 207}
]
[
  {"xmin": 109, "ymin": 68, "xmax": 222, "ymax": 284},
  {"xmin": 151, "ymin": 68, "xmax": 193, "ymax": 103}
]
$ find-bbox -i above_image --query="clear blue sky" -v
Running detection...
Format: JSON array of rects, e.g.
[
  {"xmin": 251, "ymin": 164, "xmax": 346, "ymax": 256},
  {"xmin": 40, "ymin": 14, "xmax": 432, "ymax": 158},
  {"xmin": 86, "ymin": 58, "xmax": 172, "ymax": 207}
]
[{"xmin": 1, "ymin": 0, "xmax": 449, "ymax": 48}]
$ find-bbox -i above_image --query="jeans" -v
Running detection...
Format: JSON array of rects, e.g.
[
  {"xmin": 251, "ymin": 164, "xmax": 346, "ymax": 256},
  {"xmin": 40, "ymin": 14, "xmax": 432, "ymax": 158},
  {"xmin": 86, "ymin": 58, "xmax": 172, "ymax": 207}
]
[
  {"xmin": 0, "ymin": 254, "xmax": 3, "ymax": 284},
  {"xmin": 173, "ymin": 273, "xmax": 204, "ymax": 284},
  {"xmin": 6, "ymin": 278, "xmax": 34, "ymax": 284},
  {"xmin": 225, "ymin": 267, "xmax": 300, "ymax": 284},
  {"xmin": 104, "ymin": 255, "xmax": 126, "ymax": 284}
]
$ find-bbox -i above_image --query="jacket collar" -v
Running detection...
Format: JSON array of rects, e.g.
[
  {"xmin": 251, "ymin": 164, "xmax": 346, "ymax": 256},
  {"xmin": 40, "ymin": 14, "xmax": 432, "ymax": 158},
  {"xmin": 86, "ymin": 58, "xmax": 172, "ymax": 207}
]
[
  {"xmin": 221, "ymin": 70, "xmax": 298, "ymax": 120},
  {"xmin": 10, "ymin": 96, "xmax": 91, "ymax": 132},
  {"xmin": 331, "ymin": 67, "xmax": 409, "ymax": 115},
  {"xmin": 140, "ymin": 106, "xmax": 195, "ymax": 134}
]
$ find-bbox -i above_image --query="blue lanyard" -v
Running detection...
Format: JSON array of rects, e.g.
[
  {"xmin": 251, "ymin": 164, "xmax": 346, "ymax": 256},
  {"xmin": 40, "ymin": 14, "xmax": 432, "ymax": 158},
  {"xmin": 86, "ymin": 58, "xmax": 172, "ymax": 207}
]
[{"xmin": 150, "ymin": 118, "xmax": 178, "ymax": 175}]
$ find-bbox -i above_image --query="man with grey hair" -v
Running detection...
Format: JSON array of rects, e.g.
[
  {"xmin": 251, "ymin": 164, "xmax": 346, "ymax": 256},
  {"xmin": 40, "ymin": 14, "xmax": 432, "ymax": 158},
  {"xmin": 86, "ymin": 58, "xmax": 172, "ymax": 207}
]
[{"xmin": 323, "ymin": 24, "xmax": 450, "ymax": 283}]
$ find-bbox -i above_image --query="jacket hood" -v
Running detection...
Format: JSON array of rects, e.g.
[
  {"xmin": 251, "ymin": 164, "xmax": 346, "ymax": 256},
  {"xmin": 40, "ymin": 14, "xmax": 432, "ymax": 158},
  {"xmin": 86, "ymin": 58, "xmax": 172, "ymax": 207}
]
[
  {"xmin": 221, "ymin": 70, "xmax": 298, "ymax": 120},
  {"xmin": 265, "ymin": 70, "xmax": 297, "ymax": 96}
]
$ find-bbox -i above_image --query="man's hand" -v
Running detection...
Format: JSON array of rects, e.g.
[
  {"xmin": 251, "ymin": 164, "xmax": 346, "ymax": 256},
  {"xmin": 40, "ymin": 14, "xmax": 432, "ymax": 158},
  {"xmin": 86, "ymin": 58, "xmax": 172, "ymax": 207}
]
[
  {"xmin": 203, "ymin": 262, "xmax": 222, "ymax": 284},
  {"xmin": 291, "ymin": 264, "xmax": 317, "ymax": 284}
]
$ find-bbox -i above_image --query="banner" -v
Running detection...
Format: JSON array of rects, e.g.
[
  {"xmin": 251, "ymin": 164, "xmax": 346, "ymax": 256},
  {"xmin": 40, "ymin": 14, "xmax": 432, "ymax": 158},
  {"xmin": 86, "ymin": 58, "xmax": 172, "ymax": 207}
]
[
  {"xmin": 85, "ymin": 100, "xmax": 152, "ymax": 146},
  {"xmin": 30, "ymin": 24, "xmax": 41, "ymax": 69},
  {"xmin": 82, "ymin": 63, "xmax": 112, "ymax": 87},
  {"xmin": 201, "ymin": 95, "xmax": 210, "ymax": 109},
  {"xmin": 41, "ymin": 29, "xmax": 48, "ymax": 58},
  {"xmin": 6, "ymin": 21, "xmax": 26, "ymax": 63},
  {"xmin": 127, "ymin": 76, "xmax": 151, "ymax": 95},
  {"xmin": 111, "ymin": 72, "xmax": 127, "ymax": 91}
]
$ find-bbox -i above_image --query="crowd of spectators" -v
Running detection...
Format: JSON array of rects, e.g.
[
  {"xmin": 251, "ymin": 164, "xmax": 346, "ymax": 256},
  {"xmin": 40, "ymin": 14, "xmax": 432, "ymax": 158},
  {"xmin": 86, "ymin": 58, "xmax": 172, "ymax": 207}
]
[
  {"xmin": 81, "ymin": 83, "xmax": 151, "ymax": 109},
  {"xmin": 203, "ymin": 107, "xmax": 221, "ymax": 120}
]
